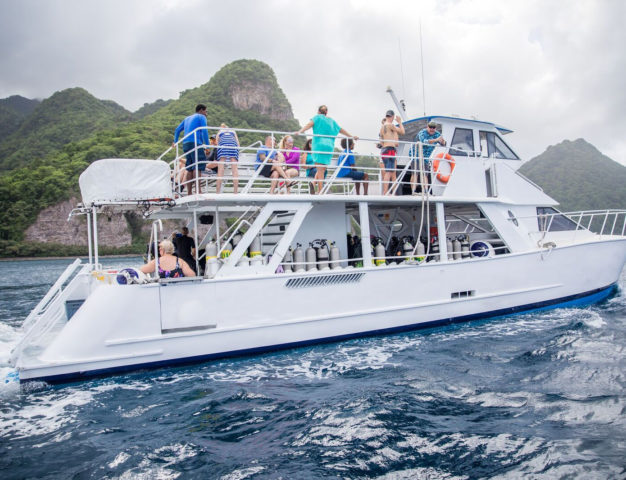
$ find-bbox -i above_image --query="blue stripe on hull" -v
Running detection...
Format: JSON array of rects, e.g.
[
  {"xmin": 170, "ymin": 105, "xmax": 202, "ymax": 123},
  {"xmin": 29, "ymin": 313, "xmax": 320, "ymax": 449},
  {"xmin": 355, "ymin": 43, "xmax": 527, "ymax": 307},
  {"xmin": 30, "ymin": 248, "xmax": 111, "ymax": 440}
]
[{"xmin": 27, "ymin": 283, "xmax": 619, "ymax": 385}]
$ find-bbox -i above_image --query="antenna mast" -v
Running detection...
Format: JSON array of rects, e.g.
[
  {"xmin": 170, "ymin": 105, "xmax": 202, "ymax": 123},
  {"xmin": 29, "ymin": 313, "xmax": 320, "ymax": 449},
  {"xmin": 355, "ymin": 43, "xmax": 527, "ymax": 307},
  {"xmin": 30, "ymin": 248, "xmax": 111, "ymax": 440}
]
[{"xmin": 419, "ymin": 19, "xmax": 426, "ymax": 116}]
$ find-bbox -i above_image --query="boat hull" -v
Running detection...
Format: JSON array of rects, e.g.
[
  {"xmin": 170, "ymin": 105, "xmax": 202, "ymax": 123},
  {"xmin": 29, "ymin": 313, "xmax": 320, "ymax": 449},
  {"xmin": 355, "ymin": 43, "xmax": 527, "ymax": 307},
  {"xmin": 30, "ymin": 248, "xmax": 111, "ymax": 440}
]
[{"xmin": 18, "ymin": 238, "xmax": 626, "ymax": 384}]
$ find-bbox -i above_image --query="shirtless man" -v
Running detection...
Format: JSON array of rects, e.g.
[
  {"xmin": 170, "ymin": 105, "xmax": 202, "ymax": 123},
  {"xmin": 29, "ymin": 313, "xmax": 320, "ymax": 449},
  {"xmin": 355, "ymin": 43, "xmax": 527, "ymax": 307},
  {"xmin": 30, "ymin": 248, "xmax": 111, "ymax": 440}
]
[{"xmin": 379, "ymin": 110, "xmax": 405, "ymax": 195}]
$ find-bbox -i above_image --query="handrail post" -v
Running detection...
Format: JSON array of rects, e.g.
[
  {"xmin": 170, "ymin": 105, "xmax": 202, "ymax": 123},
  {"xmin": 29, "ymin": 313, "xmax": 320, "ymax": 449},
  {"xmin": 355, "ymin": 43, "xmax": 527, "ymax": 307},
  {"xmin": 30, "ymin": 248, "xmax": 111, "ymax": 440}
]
[
  {"xmin": 87, "ymin": 211, "xmax": 93, "ymax": 267},
  {"xmin": 599, "ymin": 210, "xmax": 609, "ymax": 236},
  {"xmin": 92, "ymin": 206, "xmax": 99, "ymax": 268}
]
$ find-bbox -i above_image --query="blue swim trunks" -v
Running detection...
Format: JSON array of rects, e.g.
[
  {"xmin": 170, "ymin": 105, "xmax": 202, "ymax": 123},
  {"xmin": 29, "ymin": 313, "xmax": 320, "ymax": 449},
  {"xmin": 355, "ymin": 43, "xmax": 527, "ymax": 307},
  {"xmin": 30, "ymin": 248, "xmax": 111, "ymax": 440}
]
[{"xmin": 183, "ymin": 142, "xmax": 207, "ymax": 172}]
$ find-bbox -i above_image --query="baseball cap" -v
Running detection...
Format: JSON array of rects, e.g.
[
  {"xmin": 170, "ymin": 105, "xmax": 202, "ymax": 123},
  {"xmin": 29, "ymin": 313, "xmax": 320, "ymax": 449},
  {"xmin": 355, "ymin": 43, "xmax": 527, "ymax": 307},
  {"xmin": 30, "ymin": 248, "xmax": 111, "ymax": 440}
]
[
  {"xmin": 385, "ymin": 110, "xmax": 394, "ymax": 117},
  {"xmin": 427, "ymin": 121, "xmax": 437, "ymax": 127}
]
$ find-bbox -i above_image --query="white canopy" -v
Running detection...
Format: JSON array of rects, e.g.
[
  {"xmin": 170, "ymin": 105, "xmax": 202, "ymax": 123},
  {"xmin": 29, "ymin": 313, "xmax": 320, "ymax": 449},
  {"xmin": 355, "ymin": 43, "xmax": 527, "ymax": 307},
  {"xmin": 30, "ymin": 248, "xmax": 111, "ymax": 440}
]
[{"xmin": 79, "ymin": 159, "xmax": 172, "ymax": 205}]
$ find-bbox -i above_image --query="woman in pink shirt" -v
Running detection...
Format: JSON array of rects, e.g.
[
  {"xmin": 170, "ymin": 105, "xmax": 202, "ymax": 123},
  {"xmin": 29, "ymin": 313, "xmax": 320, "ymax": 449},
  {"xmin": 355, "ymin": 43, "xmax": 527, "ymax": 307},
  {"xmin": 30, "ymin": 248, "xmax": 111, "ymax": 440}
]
[{"xmin": 276, "ymin": 135, "xmax": 300, "ymax": 193}]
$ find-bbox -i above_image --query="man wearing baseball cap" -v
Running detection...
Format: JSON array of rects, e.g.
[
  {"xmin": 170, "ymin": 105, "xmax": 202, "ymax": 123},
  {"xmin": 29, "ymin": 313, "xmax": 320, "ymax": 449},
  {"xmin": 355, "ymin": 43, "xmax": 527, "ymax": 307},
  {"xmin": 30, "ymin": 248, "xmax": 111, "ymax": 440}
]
[
  {"xmin": 379, "ymin": 109, "xmax": 405, "ymax": 195},
  {"xmin": 411, "ymin": 120, "xmax": 447, "ymax": 194}
]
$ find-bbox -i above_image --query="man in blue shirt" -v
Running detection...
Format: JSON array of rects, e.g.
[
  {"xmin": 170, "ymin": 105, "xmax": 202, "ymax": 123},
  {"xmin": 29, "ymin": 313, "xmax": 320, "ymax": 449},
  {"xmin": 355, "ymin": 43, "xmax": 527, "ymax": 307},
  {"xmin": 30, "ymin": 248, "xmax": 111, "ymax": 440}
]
[
  {"xmin": 412, "ymin": 120, "xmax": 447, "ymax": 194},
  {"xmin": 336, "ymin": 138, "xmax": 369, "ymax": 195},
  {"xmin": 173, "ymin": 104, "xmax": 209, "ymax": 195}
]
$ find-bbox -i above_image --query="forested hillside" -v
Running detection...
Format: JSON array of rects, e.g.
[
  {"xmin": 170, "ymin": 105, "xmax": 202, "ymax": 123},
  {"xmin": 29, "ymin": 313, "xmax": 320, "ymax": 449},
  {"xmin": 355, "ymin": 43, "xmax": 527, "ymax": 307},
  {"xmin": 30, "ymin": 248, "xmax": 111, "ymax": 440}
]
[
  {"xmin": 519, "ymin": 138, "xmax": 626, "ymax": 213},
  {"xmin": 0, "ymin": 95, "xmax": 41, "ymax": 139},
  {"xmin": 0, "ymin": 59, "xmax": 298, "ymax": 256},
  {"xmin": 0, "ymin": 88, "xmax": 132, "ymax": 171}
]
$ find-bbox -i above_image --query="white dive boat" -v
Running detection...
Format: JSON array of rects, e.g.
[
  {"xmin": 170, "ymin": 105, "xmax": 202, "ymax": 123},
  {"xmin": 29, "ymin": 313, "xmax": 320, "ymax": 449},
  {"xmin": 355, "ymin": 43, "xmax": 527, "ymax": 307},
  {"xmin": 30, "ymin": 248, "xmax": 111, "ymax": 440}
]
[{"xmin": 9, "ymin": 109, "xmax": 626, "ymax": 383}]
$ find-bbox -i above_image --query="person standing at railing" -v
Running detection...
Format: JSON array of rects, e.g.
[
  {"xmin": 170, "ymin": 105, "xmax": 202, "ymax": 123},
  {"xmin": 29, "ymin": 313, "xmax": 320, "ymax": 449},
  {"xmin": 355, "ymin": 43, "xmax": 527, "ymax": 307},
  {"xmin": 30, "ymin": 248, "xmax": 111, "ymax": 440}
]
[
  {"xmin": 173, "ymin": 104, "xmax": 209, "ymax": 196},
  {"xmin": 216, "ymin": 123, "xmax": 240, "ymax": 194},
  {"xmin": 295, "ymin": 105, "xmax": 358, "ymax": 194},
  {"xmin": 173, "ymin": 227, "xmax": 197, "ymax": 274},
  {"xmin": 379, "ymin": 110, "xmax": 405, "ymax": 195},
  {"xmin": 336, "ymin": 138, "xmax": 369, "ymax": 195},
  {"xmin": 411, "ymin": 120, "xmax": 447, "ymax": 194}
]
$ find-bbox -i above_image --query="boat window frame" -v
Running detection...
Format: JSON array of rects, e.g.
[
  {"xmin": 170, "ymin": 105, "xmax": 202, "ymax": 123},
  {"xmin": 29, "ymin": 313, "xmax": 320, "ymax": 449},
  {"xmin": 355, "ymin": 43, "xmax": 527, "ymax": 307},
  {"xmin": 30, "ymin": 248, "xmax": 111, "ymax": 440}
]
[
  {"xmin": 536, "ymin": 207, "xmax": 579, "ymax": 232},
  {"xmin": 449, "ymin": 127, "xmax": 476, "ymax": 157},
  {"xmin": 479, "ymin": 131, "xmax": 519, "ymax": 160}
]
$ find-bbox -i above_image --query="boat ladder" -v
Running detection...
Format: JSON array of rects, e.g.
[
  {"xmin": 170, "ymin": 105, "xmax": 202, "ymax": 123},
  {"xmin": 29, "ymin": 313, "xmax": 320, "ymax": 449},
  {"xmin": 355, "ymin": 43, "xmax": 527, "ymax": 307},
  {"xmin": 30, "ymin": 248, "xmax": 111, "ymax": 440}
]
[{"xmin": 9, "ymin": 258, "xmax": 83, "ymax": 366}]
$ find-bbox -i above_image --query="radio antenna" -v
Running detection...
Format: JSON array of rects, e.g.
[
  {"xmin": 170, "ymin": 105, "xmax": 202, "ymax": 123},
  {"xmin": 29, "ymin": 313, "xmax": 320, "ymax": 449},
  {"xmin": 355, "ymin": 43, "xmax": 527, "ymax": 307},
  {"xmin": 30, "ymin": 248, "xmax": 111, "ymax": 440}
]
[
  {"xmin": 398, "ymin": 37, "xmax": 406, "ymax": 102},
  {"xmin": 419, "ymin": 19, "xmax": 426, "ymax": 116}
]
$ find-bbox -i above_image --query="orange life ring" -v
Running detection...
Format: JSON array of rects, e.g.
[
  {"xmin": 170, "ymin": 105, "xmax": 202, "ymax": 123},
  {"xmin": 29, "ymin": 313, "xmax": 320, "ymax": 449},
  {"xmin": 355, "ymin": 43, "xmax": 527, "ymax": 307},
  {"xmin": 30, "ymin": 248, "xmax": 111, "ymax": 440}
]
[{"xmin": 432, "ymin": 153, "xmax": 456, "ymax": 183}]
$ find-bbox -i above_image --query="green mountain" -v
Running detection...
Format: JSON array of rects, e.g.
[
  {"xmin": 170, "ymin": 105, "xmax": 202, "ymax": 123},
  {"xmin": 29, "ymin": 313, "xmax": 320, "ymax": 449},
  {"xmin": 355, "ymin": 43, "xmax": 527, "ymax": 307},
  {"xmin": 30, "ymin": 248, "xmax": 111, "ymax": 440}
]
[
  {"xmin": 0, "ymin": 95, "xmax": 41, "ymax": 138},
  {"xmin": 0, "ymin": 88, "xmax": 131, "ymax": 172},
  {"xmin": 519, "ymin": 138, "xmax": 626, "ymax": 213},
  {"xmin": 0, "ymin": 59, "xmax": 298, "ymax": 254},
  {"xmin": 132, "ymin": 98, "xmax": 173, "ymax": 120}
]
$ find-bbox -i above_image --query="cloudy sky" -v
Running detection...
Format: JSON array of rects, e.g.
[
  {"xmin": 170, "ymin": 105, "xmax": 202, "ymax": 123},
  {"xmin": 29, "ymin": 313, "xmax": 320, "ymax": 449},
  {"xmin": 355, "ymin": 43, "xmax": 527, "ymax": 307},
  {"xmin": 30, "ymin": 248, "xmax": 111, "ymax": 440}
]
[{"xmin": 1, "ymin": 0, "xmax": 624, "ymax": 164}]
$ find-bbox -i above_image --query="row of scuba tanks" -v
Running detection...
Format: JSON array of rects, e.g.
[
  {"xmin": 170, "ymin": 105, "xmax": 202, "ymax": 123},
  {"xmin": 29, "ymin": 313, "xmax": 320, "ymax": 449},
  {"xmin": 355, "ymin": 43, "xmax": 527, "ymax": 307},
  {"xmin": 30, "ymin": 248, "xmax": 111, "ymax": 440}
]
[
  {"xmin": 283, "ymin": 239, "xmax": 341, "ymax": 272},
  {"xmin": 203, "ymin": 230, "xmax": 481, "ymax": 276},
  {"xmin": 350, "ymin": 233, "xmax": 474, "ymax": 266},
  {"xmin": 202, "ymin": 233, "xmax": 342, "ymax": 274},
  {"xmin": 203, "ymin": 232, "xmax": 264, "ymax": 276}
]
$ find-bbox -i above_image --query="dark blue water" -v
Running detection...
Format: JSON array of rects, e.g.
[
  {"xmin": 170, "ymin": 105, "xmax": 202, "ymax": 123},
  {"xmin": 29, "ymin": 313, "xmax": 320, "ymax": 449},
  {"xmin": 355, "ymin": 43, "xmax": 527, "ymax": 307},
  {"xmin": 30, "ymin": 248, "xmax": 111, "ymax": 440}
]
[{"xmin": 1, "ymin": 258, "xmax": 625, "ymax": 479}]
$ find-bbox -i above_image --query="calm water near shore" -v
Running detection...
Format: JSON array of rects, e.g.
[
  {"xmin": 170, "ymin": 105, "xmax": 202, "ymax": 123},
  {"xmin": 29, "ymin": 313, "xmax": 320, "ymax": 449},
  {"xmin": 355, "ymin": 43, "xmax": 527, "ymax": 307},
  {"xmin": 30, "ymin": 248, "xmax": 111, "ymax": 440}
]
[{"xmin": 1, "ymin": 258, "xmax": 625, "ymax": 479}]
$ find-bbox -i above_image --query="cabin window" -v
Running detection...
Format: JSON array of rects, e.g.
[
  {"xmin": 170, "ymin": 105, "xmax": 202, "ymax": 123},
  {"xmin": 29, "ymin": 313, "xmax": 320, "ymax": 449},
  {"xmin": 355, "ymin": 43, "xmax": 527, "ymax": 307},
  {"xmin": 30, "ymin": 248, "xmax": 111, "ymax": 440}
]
[
  {"xmin": 450, "ymin": 128, "xmax": 475, "ymax": 157},
  {"xmin": 479, "ymin": 131, "xmax": 519, "ymax": 160},
  {"xmin": 537, "ymin": 207, "xmax": 579, "ymax": 231}
]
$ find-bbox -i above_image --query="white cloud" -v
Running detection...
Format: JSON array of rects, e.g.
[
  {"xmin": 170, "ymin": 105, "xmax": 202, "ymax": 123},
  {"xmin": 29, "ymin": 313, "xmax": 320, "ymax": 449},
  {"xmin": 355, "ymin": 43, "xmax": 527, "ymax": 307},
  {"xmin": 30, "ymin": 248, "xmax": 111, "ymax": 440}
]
[{"xmin": 0, "ymin": 0, "xmax": 624, "ymax": 164}]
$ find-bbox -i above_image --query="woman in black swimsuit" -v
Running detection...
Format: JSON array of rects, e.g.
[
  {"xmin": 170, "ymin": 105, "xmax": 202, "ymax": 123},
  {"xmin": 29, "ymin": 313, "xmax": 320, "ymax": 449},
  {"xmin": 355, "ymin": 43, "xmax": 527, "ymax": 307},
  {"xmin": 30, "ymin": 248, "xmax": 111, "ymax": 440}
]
[{"xmin": 140, "ymin": 240, "xmax": 195, "ymax": 278}]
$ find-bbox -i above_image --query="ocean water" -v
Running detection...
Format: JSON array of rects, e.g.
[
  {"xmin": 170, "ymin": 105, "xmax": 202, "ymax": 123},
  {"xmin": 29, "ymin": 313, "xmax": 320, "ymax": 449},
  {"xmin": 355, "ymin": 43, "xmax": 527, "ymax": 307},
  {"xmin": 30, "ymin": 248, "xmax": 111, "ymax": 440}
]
[{"xmin": 0, "ymin": 258, "xmax": 625, "ymax": 479}]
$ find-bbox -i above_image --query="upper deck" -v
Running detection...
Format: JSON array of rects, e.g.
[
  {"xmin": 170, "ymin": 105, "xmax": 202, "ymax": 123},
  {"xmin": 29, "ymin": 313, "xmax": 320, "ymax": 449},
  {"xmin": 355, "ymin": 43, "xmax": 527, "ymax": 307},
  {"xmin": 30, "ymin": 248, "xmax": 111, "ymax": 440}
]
[{"xmin": 141, "ymin": 119, "xmax": 555, "ymax": 209}]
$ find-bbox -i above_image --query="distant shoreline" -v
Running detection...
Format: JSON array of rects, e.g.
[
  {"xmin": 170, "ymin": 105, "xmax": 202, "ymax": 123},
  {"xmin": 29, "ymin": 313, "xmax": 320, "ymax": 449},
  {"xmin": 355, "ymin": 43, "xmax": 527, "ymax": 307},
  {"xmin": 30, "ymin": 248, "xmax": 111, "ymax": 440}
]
[{"xmin": 0, "ymin": 254, "xmax": 142, "ymax": 262}]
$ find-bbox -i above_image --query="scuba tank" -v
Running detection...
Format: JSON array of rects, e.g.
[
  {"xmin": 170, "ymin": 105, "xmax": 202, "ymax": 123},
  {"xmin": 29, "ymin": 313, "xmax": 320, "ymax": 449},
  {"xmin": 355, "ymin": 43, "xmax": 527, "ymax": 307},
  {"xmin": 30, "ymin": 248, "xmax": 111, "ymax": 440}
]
[
  {"xmin": 329, "ymin": 241, "xmax": 341, "ymax": 269},
  {"xmin": 374, "ymin": 238, "xmax": 386, "ymax": 266},
  {"xmin": 205, "ymin": 240, "xmax": 220, "ymax": 276},
  {"xmin": 293, "ymin": 243, "xmax": 305, "ymax": 272},
  {"xmin": 306, "ymin": 242, "xmax": 318, "ymax": 271},
  {"xmin": 416, "ymin": 239, "xmax": 426, "ymax": 263},
  {"xmin": 316, "ymin": 239, "xmax": 330, "ymax": 270},
  {"xmin": 447, "ymin": 237, "xmax": 453, "ymax": 261},
  {"xmin": 249, "ymin": 236, "xmax": 261, "ymax": 258},
  {"xmin": 460, "ymin": 235, "xmax": 470, "ymax": 259},
  {"xmin": 282, "ymin": 246, "xmax": 293, "ymax": 272},
  {"xmin": 453, "ymin": 236, "xmax": 462, "ymax": 261},
  {"xmin": 430, "ymin": 236, "xmax": 440, "ymax": 262},
  {"xmin": 402, "ymin": 236, "xmax": 414, "ymax": 262},
  {"xmin": 388, "ymin": 236, "xmax": 400, "ymax": 264},
  {"xmin": 352, "ymin": 235, "xmax": 362, "ymax": 267},
  {"xmin": 232, "ymin": 231, "xmax": 243, "ymax": 248},
  {"xmin": 221, "ymin": 239, "xmax": 232, "ymax": 259}
]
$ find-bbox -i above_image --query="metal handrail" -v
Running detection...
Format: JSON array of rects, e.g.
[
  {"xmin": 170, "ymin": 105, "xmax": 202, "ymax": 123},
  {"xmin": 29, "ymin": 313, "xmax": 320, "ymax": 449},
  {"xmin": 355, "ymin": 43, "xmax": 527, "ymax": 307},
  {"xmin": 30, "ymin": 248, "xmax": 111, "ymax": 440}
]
[
  {"xmin": 160, "ymin": 124, "xmax": 511, "ymax": 197},
  {"xmin": 516, "ymin": 209, "xmax": 626, "ymax": 238},
  {"xmin": 10, "ymin": 258, "xmax": 83, "ymax": 365}
]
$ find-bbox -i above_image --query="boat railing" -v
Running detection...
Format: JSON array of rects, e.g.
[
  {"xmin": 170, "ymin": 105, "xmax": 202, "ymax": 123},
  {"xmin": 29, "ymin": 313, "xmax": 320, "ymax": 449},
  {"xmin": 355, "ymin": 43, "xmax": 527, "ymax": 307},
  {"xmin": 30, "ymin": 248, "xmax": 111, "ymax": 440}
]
[
  {"xmin": 10, "ymin": 258, "xmax": 84, "ymax": 365},
  {"xmin": 159, "ymin": 125, "xmax": 455, "ymax": 197},
  {"xmin": 517, "ymin": 209, "xmax": 626, "ymax": 243}
]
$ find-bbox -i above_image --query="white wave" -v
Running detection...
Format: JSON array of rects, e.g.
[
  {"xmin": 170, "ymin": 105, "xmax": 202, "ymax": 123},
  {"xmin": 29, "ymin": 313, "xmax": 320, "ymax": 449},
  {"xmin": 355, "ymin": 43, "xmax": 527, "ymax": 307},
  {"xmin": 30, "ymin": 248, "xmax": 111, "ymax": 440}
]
[
  {"xmin": 292, "ymin": 408, "xmax": 387, "ymax": 448},
  {"xmin": 219, "ymin": 466, "xmax": 265, "ymax": 480},
  {"xmin": 203, "ymin": 336, "xmax": 422, "ymax": 384},
  {"xmin": 580, "ymin": 310, "xmax": 606, "ymax": 329},
  {"xmin": 374, "ymin": 468, "xmax": 468, "ymax": 480},
  {"xmin": 0, "ymin": 388, "xmax": 97, "ymax": 440},
  {"xmin": 108, "ymin": 452, "xmax": 131, "ymax": 469},
  {"xmin": 0, "ymin": 321, "xmax": 19, "ymax": 366},
  {"xmin": 111, "ymin": 443, "xmax": 200, "ymax": 480},
  {"xmin": 545, "ymin": 396, "xmax": 625, "ymax": 425}
]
